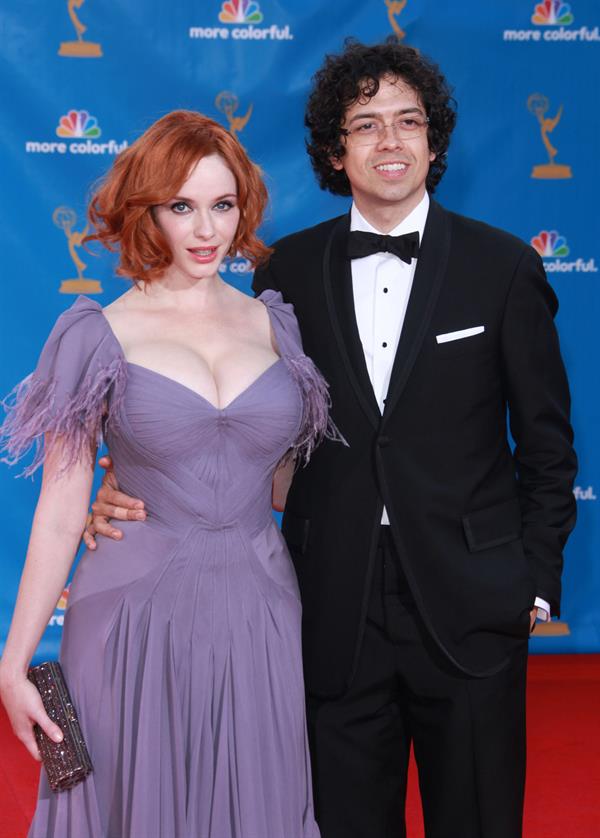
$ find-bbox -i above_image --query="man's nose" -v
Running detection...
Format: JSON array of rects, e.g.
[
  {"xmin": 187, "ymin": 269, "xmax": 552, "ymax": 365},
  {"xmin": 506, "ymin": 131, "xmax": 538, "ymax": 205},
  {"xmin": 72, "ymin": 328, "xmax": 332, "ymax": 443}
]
[{"xmin": 377, "ymin": 122, "xmax": 405, "ymax": 149}]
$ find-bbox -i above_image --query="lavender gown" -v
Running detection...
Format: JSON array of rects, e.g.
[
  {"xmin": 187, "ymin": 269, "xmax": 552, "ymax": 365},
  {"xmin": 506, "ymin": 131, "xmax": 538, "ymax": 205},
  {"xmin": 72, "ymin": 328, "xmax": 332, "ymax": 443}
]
[{"xmin": 2, "ymin": 291, "xmax": 334, "ymax": 838}]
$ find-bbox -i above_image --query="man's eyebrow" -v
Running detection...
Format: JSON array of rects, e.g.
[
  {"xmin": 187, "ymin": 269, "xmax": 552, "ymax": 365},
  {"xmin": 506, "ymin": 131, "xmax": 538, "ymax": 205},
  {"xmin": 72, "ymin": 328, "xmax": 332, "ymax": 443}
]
[{"xmin": 347, "ymin": 106, "xmax": 424, "ymax": 125}]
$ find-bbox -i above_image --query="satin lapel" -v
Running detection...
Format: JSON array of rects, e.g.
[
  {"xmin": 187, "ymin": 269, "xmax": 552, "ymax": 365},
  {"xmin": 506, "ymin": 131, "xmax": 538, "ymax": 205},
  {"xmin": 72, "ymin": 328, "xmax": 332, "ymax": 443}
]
[
  {"xmin": 322, "ymin": 214, "xmax": 381, "ymax": 429},
  {"xmin": 381, "ymin": 201, "xmax": 451, "ymax": 424}
]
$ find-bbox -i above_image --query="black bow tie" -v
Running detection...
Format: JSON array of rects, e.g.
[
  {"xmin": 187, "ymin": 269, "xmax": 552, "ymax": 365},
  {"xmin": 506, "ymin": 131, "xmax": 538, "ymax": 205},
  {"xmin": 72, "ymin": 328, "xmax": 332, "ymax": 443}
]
[{"xmin": 347, "ymin": 230, "xmax": 420, "ymax": 264}]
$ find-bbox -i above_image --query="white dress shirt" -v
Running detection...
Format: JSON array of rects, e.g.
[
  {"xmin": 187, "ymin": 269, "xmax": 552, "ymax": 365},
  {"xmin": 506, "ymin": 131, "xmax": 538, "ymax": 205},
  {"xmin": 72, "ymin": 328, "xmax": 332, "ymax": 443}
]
[
  {"xmin": 349, "ymin": 194, "xmax": 550, "ymax": 621},
  {"xmin": 351, "ymin": 193, "xmax": 429, "ymax": 524}
]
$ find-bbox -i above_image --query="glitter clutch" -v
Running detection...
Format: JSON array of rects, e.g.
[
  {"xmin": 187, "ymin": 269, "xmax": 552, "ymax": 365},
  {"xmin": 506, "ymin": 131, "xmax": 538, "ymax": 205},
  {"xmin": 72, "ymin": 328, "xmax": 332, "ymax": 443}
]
[{"xmin": 27, "ymin": 661, "xmax": 93, "ymax": 791}]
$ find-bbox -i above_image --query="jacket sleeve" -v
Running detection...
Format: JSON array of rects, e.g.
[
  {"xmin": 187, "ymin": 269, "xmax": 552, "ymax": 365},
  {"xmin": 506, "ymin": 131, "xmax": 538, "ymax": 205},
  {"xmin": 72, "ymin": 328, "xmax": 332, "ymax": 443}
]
[{"xmin": 501, "ymin": 245, "xmax": 577, "ymax": 615}]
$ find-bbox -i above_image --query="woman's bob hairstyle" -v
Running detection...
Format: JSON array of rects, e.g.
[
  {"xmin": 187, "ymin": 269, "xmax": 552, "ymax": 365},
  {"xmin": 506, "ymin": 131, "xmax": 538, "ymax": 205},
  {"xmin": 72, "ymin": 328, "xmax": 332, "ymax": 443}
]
[{"xmin": 86, "ymin": 110, "xmax": 272, "ymax": 282}]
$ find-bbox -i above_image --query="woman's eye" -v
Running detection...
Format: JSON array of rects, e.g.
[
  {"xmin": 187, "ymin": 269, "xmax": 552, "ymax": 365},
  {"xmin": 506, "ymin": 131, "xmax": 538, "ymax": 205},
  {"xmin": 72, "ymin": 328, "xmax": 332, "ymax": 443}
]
[
  {"xmin": 170, "ymin": 201, "xmax": 191, "ymax": 213},
  {"xmin": 214, "ymin": 200, "xmax": 236, "ymax": 211}
]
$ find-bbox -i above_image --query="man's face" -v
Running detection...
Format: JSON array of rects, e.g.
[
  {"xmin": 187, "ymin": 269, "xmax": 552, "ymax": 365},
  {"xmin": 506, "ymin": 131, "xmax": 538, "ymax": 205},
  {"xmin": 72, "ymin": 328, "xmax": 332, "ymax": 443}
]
[{"xmin": 332, "ymin": 75, "xmax": 435, "ymax": 227}]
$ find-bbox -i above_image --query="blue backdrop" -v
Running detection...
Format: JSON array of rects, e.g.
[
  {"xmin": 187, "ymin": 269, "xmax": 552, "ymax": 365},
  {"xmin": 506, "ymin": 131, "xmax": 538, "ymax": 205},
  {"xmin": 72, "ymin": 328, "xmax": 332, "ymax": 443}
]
[{"xmin": 1, "ymin": 0, "xmax": 598, "ymax": 662}]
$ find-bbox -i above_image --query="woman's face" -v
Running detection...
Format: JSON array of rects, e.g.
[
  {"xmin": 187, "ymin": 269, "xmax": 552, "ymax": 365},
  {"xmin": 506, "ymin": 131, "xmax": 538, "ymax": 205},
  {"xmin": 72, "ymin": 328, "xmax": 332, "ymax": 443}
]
[{"xmin": 154, "ymin": 153, "xmax": 240, "ymax": 282}]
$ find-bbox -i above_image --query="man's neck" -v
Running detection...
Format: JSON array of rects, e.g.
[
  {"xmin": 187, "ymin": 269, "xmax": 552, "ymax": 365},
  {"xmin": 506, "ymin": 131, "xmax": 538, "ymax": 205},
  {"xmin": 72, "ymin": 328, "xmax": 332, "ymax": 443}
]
[{"xmin": 352, "ymin": 191, "xmax": 429, "ymax": 235}]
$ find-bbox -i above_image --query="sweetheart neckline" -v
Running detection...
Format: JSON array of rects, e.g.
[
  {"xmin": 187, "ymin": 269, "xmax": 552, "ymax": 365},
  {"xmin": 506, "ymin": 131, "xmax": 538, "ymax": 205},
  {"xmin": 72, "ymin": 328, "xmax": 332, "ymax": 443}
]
[
  {"xmin": 93, "ymin": 298, "xmax": 284, "ymax": 412},
  {"xmin": 126, "ymin": 358, "xmax": 285, "ymax": 412}
]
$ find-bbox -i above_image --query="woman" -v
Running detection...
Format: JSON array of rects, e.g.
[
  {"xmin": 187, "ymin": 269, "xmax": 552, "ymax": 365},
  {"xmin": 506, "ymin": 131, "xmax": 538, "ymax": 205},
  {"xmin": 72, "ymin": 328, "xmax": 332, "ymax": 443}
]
[{"xmin": 0, "ymin": 110, "xmax": 337, "ymax": 837}]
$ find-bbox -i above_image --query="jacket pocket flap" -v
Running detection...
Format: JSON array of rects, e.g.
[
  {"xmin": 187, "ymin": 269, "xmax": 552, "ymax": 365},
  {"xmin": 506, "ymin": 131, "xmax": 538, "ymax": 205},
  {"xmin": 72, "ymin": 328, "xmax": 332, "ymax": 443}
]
[
  {"xmin": 282, "ymin": 514, "xmax": 310, "ymax": 554},
  {"xmin": 462, "ymin": 498, "xmax": 522, "ymax": 552}
]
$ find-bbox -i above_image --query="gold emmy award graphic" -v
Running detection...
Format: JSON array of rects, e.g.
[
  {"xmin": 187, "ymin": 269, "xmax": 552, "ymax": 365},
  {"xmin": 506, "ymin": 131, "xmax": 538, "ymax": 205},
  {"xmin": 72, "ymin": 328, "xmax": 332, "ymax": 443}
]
[
  {"xmin": 527, "ymin": 93, "xmax": 572, "ymax": 180},
  {"xmin": 58, "ymin": 0, "xmax": 103, "ymax": 58},
  {"xmin": 53, "ymin": 206, "xmax": 102, "ymax": 295},
  {"xmin": 535, "ymin": 620, "xmax": 570, "ymax": 637},
  {"xmin": 385, "ymin": 0, "xmax": 407, "ymax": 40},
  {"xmin": 215, "ymin": 92, "xmax": 253, "ymax": 139}
]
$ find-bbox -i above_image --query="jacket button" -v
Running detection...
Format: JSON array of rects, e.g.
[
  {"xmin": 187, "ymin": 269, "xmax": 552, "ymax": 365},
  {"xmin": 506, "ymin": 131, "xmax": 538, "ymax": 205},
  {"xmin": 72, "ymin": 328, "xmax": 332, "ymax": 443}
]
[{"xmin": 377, "ymin": 436, "xmax": 391, "ymax": 448}]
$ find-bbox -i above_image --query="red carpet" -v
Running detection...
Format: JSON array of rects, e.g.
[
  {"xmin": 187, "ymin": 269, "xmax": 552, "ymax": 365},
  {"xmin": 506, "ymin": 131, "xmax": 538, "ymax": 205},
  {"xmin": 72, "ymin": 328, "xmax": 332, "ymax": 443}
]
[{"xmin": 1, "ymin": 654, "xmax": 598, "ymax": 837}]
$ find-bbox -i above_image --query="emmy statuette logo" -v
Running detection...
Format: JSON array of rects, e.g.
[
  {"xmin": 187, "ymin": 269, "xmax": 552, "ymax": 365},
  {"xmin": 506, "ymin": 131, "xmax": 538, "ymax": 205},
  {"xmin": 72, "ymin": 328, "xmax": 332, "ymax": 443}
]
[
  {"xmin": 216, "ymin": 92, "xmax": 253, "ymax": 139},
  {"xmin": 535, "ymin": 620, "xmax": 570, "ymax": 637},
  {"xmin": 59, "ymin": 0, "xmax": 103, "ymax": 58},
  {"xmin": 527, "ymin": 93, "xmax": 572, "ymax": 179},
  {"xmin": 53, "ymin": 206, "xmax": 102, "ymax": 294},
  {"xmin": 385, "ymin": 0, "xmax": 407, "ymax": 39}
]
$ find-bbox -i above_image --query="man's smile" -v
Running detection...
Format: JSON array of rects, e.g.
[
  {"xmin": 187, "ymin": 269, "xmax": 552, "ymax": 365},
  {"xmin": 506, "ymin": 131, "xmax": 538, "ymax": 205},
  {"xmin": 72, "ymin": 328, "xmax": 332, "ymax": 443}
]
[{"xmin": 373, "ymin": 161, "xmax": 409, "ymax": 172}]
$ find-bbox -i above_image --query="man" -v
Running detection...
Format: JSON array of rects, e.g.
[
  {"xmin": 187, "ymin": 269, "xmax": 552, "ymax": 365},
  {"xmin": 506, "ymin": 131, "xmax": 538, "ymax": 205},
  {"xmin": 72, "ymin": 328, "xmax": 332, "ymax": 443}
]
[{"xmin": 88, "ymin": 40, "xmax": 577, "ymax": 837}]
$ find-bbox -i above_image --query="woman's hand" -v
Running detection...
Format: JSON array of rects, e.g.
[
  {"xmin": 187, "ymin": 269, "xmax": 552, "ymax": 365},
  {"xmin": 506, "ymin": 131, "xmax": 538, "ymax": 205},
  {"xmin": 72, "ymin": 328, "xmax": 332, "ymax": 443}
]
[
  {"xmin": 82, "ymin": 456, "xmax": 146, "ymax": 550},
  {"xmin": 0, "ymin": 669, "xmax": 63, "ymax": 761}
]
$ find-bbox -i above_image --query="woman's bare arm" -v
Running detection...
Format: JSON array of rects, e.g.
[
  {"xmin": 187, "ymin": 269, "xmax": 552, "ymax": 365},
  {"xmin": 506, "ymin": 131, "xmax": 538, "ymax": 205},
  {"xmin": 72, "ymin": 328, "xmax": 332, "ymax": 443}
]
[{"xmin": 0, "ymin": 438, "xmax": 95, "ymax": 759}]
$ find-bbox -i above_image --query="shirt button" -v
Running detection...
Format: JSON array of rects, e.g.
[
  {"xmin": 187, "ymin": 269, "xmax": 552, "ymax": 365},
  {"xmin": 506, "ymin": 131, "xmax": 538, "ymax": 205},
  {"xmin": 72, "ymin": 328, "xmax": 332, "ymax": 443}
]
[
  {"xmin": 383, "ymin": 288, "xmax": 388, "ymax": 293},
  {"xmin": 382, "ymin": 342, "xmax": 388, "ymax": 348}
]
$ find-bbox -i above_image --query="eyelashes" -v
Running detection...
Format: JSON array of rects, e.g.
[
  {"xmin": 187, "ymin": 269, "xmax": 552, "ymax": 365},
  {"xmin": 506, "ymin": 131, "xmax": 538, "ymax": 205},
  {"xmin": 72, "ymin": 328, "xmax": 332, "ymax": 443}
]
[
  {"xmin": 213, "ymin": 200, "xmax": 237, "ymax": 212},
  {"xmin": 169, "ymin": 201, "xmax": 191, "ymax": 214},
  {"xmin": 168, "ymin": 199, "xmax": 238, "ymax": 214}
]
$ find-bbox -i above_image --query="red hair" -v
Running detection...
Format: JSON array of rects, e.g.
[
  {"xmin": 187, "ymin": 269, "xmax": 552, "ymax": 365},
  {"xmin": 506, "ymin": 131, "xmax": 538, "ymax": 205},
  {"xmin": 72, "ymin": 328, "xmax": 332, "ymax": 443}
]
[{"xmin": 86, "ymin": 110, "xmax": 272, "ymax": 281}]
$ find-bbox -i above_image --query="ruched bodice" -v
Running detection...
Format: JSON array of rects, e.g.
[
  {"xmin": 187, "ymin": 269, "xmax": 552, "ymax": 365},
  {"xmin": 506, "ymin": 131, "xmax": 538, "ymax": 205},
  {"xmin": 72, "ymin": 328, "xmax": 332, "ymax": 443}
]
[
  {"xmin": 110, "ymin": 356, "xmax": 300, "ymax": 538},
  {"xmin": 1, "ymin": 291, "xmax": 333, "ymax": 838}
]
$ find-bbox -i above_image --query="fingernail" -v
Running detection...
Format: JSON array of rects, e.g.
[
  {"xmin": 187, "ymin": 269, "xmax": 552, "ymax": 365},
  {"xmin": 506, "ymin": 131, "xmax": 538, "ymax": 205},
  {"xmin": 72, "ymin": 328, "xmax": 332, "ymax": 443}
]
[
  {"xmin": 135, "ymin": 511, "xmax": 146, "ymax": 520},
  {"xmin": 134, "ymin": 501, "xmax": 144, "ymax": 509},
  {"xmin": 111, "ymin": 530, "xmax": 121, "ymax": 538},
  {"xmin": 53, "ymin": 731, "xmax": 63, "ymax": 742}
]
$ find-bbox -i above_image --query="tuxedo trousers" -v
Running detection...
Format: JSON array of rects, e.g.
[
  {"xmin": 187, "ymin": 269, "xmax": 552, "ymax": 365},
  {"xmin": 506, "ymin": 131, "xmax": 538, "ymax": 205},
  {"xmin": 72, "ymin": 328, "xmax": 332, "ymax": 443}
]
[{"xmin": 306, "ymin": 527, "xmax": 528, "ymax": 838}]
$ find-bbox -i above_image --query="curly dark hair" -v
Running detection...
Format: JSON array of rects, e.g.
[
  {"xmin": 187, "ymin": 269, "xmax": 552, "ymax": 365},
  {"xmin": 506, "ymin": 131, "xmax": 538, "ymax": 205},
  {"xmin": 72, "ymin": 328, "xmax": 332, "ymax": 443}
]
[{"xmin": 305, "ymin": 38, "xmax": 457, "ymax": 195}]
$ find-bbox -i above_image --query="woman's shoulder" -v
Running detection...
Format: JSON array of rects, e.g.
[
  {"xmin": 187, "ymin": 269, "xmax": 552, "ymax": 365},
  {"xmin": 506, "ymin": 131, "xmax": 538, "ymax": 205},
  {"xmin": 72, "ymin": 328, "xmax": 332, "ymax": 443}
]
[
  {"xmin": 39, "ymin": 295, "xmax": 123, "ymax": 372},
  {"xmin": 256, "ymin": 289, "xmax": 302, "ymax": 357},
  {"xmin": 1, "ymin": 296, "xmax": 126, "ymax": 477},
  {"xmin": 46, "ymin": 294, "xmax": 113, "ymax": 344},
  {"xmin": 101, "ymin": 288, "xmax": 138, "ymax": 318}
]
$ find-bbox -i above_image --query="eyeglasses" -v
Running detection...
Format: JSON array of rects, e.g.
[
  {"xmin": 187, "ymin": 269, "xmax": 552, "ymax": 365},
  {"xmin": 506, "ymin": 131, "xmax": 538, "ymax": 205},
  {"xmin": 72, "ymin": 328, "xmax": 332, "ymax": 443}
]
[{"xmin": 341, "ymin": 115, "xmax": 430, "ymax": 147}]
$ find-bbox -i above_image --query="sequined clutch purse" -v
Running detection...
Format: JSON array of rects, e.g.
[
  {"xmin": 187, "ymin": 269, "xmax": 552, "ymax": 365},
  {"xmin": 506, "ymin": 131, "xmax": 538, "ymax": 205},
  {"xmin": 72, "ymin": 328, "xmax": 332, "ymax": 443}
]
[{"xmin": 27, "ymin": 661, "xmax": 93, "ymax": 791}]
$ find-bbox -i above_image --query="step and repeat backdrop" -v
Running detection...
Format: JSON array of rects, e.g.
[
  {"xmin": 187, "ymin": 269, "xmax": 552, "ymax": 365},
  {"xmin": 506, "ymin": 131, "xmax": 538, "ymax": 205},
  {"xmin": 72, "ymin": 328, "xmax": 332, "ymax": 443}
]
[{"xmin": 1, "ymin": 0, "xmax": 598, "ymax": 662}]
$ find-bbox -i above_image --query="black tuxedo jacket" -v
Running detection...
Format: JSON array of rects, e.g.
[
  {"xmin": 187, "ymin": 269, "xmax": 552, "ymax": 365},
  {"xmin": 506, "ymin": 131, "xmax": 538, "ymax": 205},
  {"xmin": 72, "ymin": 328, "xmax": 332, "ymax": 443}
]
[{"xmin": 253, "ymin": 200, "xmax": 577, "ymax": 698}]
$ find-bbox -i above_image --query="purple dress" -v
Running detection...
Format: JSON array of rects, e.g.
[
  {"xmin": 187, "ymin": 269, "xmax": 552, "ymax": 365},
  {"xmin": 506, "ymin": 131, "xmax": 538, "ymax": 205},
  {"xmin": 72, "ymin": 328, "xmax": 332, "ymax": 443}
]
[{"xmin": 2, "ymin": 291, "xmax": 335, "ymax": 838}]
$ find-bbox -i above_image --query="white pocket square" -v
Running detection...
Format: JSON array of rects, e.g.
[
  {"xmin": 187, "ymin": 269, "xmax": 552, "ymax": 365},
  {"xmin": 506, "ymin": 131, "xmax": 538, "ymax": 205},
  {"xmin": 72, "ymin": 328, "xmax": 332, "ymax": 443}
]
[{"xmin": 436, "ymin": 326, "xmax": 485, "ymax": 344}]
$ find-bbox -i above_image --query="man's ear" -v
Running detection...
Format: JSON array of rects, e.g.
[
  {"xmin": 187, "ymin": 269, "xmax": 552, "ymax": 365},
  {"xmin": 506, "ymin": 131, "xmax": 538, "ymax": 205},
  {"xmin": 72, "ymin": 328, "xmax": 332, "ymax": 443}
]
[
  {"xmin": 330, "ymin": 155, "xmax": 344, "ymax": 172},
  {"xmin": 429, "ymin": 150, "xmax": 436, "ymax": 163}
]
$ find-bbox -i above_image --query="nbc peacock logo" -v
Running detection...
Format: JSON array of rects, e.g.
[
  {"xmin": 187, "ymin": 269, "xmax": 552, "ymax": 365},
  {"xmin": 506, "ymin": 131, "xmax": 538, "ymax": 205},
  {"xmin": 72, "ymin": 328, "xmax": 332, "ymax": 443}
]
[
  {"xmin": 503, "ymin": 1, "xmax": 599, "ymax": 42},
  {"xmin": 219, "ymin": 0, "xmax": 263, "ymax": 24},
  {"xmin": 531, "ymin": 230, "xmax": 569, "ymax": 257},
  {"xmin": 189, "ymin": 0, "xmax": 293, "ymax": 41},
  {"xmin": 57, "ymin": 586, "xmax": 70, "ymax": 611},
  {"xmin": 532, "ymin": 0, "xmax": 574, "ymax": 26},
  {"xmin": 25, "ymin": 110, "xmax": 128, "ymax": 156},
  {"xmin": 57, "ymin": 109, "xmax": 101, "ymax": 139},
  {"xmin": 531, "ymin": 230, "xmax": 597, "ymax": 274},
  {"xmin": 48, "ymin": 585, "xmax": 70, "ymax": 627}
]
